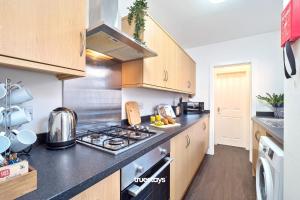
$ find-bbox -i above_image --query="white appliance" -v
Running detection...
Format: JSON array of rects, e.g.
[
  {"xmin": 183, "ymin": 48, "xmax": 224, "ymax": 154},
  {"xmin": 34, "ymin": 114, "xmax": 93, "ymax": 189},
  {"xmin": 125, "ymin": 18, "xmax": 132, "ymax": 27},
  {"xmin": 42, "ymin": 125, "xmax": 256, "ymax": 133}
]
[{"xmin": 256, "ymin": 136, "xmax": 283, "ymax": 200}]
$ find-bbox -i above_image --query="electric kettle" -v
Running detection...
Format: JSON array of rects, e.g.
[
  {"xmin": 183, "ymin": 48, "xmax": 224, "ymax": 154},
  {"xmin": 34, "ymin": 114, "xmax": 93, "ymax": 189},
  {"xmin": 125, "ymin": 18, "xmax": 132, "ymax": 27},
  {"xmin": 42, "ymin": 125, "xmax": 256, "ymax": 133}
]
[{"xmin": 47, "ymin": 107, "xmax": 77, "ymax": 149}]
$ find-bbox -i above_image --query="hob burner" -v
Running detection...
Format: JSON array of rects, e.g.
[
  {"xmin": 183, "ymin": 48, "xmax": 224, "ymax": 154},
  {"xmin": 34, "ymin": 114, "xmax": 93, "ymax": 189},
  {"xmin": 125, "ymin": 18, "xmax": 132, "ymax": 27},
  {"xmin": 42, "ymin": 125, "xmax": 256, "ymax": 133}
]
[{"xmin": 109, "ymin": 138, "xmax": 125, "ymax": 146}]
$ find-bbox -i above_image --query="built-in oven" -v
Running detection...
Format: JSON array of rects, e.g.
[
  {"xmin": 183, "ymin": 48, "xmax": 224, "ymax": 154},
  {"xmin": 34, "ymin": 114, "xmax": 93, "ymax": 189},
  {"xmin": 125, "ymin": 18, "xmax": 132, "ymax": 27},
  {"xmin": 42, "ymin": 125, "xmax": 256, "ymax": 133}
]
[{"xmin": 121, "ymin": 141, "xmax": 173, "ymax": 200}]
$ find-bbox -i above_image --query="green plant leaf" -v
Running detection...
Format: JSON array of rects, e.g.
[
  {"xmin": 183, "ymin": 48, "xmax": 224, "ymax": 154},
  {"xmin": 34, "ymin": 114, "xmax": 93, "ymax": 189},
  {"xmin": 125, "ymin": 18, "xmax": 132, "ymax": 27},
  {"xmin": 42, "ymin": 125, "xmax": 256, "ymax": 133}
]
[
  {"xmin": 127, "ymin": 0, "xmax": 148, "ymax": 43},
  {"xmin": 257, "ymin": 93, "xmax": 284, "ymax": 107}
]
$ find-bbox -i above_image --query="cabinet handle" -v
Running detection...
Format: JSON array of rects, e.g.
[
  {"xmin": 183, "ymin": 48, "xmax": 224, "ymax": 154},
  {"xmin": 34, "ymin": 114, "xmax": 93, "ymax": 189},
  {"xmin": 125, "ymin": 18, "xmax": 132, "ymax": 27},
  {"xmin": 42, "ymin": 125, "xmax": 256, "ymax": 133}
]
[
  {"xmin": 185, "ymin": 135, "xmax": 189, "ymax": 148},
  {"xmin": 163, "ymin": 70, "xmax": 166, "ymax": 81},
  {"xmin": 187, "ymin": 81, "xmax": 191, "ymax": 88},
  {"xmin": 80, "ymin": 31, "xmax": 85, "ymax": 57},
  {"xmin": 255, "ymin": 131, "xmax": 260, "ymax": 142},
  {"xmin": 202, "ymin": 122, "xmax": 206, "ymax": 130},
  {"xmin": 187, "ymin": 135, "xmax": 191, "ymax": 147},
  {"xmin": 166, "ymin": 70, "xmax": 169, "ymax": 81}
]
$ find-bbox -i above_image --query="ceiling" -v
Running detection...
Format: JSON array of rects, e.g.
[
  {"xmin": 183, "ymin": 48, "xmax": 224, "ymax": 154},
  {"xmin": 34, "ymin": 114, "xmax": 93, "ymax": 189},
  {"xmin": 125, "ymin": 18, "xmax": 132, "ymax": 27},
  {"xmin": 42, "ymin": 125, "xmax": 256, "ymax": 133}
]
[{"xmin": 119, "ymin": 0, "xmax": 282, "ymax": 48}]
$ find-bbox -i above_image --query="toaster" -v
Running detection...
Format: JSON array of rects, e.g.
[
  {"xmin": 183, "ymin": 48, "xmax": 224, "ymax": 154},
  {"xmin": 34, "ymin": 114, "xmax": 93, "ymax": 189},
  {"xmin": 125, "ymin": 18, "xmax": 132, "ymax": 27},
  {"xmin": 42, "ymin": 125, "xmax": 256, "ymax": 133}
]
[{"xmin": 183, "ymin": 102, "xmax": 205, "ymax": 114}]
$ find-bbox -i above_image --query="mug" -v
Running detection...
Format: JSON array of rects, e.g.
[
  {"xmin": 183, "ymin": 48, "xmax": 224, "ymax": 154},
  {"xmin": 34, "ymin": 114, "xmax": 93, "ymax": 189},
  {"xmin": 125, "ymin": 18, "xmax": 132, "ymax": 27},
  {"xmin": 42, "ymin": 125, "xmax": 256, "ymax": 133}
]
[
  {"xmin": 10, "ymin": 129, "xmax": 37, "ymax": 153},
  {"xmin": 0, "ymin": 135, "xmax": 11, "ymax": 154},
  {"xmin": 9, "ymin": 84, "xmax": 33, "ymax": 105},
  {"xmin": 1, "ymin": 106, "xmax": 31, "ymax": 127},
  {"xmin": 0, "ymin": 83, "xmax": 7, "ymax": 100},
  {"xmin": 0, "ymin": 107, "xmax": 5, "ymax": 125}
]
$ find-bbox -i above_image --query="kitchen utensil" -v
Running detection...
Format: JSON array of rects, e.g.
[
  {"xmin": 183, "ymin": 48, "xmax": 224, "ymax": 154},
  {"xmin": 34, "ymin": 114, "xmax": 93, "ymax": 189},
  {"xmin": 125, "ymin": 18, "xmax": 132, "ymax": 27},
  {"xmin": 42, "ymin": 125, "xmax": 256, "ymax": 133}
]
[
  {"xmin": 125, "ymin": 101, "xmax": 141, "ymax": 125},
  {"xmin": 10, "ymin": 129, "xmax": 37, "ymax": 153},
  {"xmin": 1, "ymin": 106, "xmax": 31, "ymax": 127},
  {"xmin": 0, "ymin": 84, "xmax": 7, "ymax": 100},
  {"xmin": 8, "ymin": 84, "xmax": 33, "ymax": 105},
  {"xmin": 47, "ymin": 107, "xmax": 77, "ymax": 149},
  {"xmin": 157, "ymin": 105, "xmax": 176, "ymax": 119}
]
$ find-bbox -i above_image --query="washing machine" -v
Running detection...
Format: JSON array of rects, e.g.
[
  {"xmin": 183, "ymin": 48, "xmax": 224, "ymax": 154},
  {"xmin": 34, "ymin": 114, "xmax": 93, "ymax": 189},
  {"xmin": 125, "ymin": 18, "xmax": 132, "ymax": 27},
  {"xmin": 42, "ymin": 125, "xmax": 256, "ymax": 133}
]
[{"xmin": 256, "ymin": 136, "xmax": 284, "ymax": 200}]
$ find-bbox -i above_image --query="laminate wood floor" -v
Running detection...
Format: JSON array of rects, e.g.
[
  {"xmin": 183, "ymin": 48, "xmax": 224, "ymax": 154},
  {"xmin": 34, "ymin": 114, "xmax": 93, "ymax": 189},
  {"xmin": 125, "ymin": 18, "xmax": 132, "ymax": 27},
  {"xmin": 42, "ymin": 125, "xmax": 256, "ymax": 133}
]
[{"xmin": 184, "ymin": 145, "xmax": 256, "ymax": 200}]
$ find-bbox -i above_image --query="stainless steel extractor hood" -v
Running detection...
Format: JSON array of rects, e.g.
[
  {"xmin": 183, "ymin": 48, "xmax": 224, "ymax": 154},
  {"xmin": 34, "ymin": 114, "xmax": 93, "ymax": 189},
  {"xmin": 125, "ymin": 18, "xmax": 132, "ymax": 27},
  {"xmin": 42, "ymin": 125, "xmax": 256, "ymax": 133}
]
[{"xmin": 87, "ymin": 0, "xmax": 157, "ymax": 62}]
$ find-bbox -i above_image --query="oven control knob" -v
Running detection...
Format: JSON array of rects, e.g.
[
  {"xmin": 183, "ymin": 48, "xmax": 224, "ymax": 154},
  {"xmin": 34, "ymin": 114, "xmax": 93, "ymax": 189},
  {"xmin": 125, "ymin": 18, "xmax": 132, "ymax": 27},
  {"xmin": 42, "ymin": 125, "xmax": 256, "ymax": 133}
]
[
  {"xmin": 263, "ymin": 147, "xmax": 267, "ymax": 153},
  {"xmin": 145, "ymin": 126, "xmax": 150, "ymax": 132},
  {"xmin": 159, "ymin": 148, "xmax": 167, "ymax": 155},
  {"xmin": 135, "ymin": 165, "xmax": 144, "ymax": 174}
]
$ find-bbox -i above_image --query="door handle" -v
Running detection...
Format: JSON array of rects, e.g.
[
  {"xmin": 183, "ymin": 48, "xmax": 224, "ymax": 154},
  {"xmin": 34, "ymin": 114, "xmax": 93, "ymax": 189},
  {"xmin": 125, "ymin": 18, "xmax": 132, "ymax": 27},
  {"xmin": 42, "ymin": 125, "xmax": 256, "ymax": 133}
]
[
  {"xmin": 127, "ymin": 157, "xmax": 174, "ymax": 197},
  {"xmin": 217, "ymin": 107, "xmax": 220, "ymax": 113}
]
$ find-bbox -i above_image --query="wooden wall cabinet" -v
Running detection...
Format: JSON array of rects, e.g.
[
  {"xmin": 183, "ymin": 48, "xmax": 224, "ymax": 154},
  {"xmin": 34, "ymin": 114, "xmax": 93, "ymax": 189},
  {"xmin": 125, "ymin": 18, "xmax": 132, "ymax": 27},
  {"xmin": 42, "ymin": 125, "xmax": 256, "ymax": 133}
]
[
  {"xmin": 71, "ymin": 171, "xmax": 120, "ymax": 200},
  {"xmin": 121, "ymin": 16, "xmax": 196, "ymax": 95},
  {"xmin": 0, "ymin": 0, "xmax": 86, "ymax": 79},
  {"xmin": 170, "ymin": 116, "xmax": 209, "ymax": 200}
]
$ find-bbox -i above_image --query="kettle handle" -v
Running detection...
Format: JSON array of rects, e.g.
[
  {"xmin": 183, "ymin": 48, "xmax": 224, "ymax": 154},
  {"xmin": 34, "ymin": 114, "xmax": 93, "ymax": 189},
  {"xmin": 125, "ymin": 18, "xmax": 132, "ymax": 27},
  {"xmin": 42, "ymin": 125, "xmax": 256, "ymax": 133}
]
[{"xmin": 73, "ymin": 110, "xmax": 78, "ymax": 123}]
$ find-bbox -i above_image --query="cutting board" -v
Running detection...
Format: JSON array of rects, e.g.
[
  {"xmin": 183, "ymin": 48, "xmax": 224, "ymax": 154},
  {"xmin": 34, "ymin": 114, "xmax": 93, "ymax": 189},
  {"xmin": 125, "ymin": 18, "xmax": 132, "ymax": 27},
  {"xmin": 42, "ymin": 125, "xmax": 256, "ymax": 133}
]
[
  {"xmin": 125, "ymin": 101, "xmax": 141, "ymax": 125},
  {"xmin": 150, "ymin": 123, "xmax": 181, "ymax": 129}
]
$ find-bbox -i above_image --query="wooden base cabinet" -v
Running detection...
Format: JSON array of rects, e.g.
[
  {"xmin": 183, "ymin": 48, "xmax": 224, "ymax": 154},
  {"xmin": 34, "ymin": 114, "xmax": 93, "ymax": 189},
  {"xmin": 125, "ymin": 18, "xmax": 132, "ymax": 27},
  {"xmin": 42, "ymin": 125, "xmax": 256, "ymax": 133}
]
[
  {"xmin": 0, "ymin": 0, "xmax": 86, "ymax": 78},
  {"xmin": 252, "ymin": 122, "xmax": 267, "ymax": 176},
  {"xmin": 71, "ymin": 171, "xmax": 120, "ymax": 200},
  {"xmin": 170, "ymin": 116, "xmax": 209, "ymax": 200},
  {"xmin": 121, "ymin": 16, "xmax": 196, "ymax": 95}
]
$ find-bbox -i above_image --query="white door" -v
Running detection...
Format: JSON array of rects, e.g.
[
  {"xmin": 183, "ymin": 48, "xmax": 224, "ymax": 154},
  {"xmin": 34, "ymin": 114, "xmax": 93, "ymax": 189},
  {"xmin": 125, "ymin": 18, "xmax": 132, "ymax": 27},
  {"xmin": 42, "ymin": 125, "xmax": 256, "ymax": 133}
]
[{"xmin": 214, "ymin": 64, "xmax": 250, "ymax": 148}]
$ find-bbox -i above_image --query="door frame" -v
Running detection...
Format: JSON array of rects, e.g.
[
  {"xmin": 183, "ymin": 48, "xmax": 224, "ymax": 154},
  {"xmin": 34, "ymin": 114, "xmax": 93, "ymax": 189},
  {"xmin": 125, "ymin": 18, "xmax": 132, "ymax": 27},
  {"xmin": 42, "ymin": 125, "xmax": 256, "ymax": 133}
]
[{"xmin": 210, "ymin": 62, "xmax": 252, "ymax": 152}]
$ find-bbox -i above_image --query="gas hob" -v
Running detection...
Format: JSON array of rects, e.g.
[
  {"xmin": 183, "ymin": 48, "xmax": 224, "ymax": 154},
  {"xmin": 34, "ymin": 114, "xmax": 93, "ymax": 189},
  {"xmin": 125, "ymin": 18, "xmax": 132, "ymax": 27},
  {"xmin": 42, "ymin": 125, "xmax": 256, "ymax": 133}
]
[{"xmin": 76, "ymin": 125, "xmax": 163, "ymax": 155}]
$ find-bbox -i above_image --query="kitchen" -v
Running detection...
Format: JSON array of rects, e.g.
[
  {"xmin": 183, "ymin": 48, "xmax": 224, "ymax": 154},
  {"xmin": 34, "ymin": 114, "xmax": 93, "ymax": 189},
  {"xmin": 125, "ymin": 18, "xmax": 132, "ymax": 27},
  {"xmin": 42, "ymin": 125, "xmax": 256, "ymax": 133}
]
[{"xmin": 0, "ymin": 0, "xmax": 298, "ymax": 200}]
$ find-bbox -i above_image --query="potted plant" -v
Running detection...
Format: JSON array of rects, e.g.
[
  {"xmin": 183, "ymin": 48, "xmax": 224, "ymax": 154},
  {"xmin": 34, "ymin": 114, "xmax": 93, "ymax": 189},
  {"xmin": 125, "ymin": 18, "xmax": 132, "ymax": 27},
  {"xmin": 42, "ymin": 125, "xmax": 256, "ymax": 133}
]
[
  {"xmin": 257, "ymin": 93, "xmax": 284, "ymax": 118},
  {"xmin": 127, "ymin": 0, "xmax": 148, "ymax": 44}
]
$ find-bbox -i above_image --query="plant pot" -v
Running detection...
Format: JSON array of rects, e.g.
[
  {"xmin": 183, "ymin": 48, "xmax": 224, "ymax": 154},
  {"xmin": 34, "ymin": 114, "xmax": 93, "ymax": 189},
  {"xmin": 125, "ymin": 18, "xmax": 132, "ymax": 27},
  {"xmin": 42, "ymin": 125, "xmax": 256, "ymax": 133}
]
[{"xmin": 273, "ymin": 106, "xmax": 284, "ymax": 119}]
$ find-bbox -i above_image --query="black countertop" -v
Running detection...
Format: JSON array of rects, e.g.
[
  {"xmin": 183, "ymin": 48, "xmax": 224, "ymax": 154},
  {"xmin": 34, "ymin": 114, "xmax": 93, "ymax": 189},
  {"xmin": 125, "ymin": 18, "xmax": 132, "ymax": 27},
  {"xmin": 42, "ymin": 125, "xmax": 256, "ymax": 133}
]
[
  {"xmin": 18, "ymin": 114, "xmax": 209, "ymax": 200},
  {"xmin": 252, "ymin": 116, "xmax": 283, "ymax": 144}
]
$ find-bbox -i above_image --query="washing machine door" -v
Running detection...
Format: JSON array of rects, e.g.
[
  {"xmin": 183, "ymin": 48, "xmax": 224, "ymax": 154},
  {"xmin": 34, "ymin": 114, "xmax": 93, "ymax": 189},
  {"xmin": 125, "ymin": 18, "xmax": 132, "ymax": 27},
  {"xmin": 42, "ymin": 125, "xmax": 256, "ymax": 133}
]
[{"xmin": 256, "ymin": 157, "xmax": 274, "ymax": 200}]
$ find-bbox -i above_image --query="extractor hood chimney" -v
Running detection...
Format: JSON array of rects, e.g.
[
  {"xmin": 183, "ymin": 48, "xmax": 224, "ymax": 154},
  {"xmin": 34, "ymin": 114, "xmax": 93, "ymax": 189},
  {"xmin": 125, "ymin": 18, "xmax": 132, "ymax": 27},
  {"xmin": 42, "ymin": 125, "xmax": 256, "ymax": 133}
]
[{"xmin": 87, "ymin": 0, "xmax": 157, "ymax": 62}]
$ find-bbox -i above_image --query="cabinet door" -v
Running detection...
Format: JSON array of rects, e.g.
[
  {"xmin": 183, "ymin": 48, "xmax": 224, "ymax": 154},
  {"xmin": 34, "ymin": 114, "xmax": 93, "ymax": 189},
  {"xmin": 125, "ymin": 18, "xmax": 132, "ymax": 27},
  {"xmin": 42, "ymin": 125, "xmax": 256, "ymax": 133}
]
[
  {"xmin": 188, "ymin": 123, "xmax": 201, "ymax": 181},
  {"xmin": 252, "ymin": 122, "xmax": 267, "ymax": 176},
  {"xmin": 165, "ymin": 37, "xmax": 178, "ymax": 89},
  {"xmin": 72, "ymin": 171, "xmax": 120, "ymax": 200},
  {"xmin": 0, "ymin": 0, "xmax": 86, "ymax": 71},
  {"xmin": 143, "ymin": 17, "xmax": 166, "ymax": 87},
  {"xmin": 170, "ymin": 130, "xmax": 189, "ymax": 200},
  {"xmin": 189, "ymin": 59, "xmax": 196, "ymax": 94}
]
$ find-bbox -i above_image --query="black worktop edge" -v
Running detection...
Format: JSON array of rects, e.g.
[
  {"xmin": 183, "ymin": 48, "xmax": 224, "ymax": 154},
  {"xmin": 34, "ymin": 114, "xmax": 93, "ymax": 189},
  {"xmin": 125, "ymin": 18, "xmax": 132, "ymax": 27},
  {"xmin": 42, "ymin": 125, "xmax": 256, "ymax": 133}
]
[{"xmin": 48, "ymin": 113, "xmax": 210, "ymax": 200}]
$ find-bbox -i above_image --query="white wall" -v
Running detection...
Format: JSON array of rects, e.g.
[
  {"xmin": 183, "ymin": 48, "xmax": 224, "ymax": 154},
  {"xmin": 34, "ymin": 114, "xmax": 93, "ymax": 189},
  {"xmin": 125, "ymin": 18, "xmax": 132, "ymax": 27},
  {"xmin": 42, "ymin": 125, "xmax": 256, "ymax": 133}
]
[
  {"xmin": 187, "ymin": 31, "xmax": 283, "ymax": 112},
  {"xmin": 0, "ymin": 66, "xmax": 62, "ymax": 133},
  {"xmin": 187, "ymin": 31, "xmax": 284, "ymax": 155}
]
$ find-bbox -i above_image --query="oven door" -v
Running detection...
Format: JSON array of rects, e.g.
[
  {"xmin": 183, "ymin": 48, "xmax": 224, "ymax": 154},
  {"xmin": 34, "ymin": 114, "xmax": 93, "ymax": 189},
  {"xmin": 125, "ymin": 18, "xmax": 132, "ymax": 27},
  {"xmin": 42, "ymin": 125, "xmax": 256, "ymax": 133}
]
[
  {"xmin": 256, "ymin": 157, "xmax": 274, "ymax": 200},
  {"xmin": 121, "ymin": 157, "xmax": 173, "ymax": 200}
]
